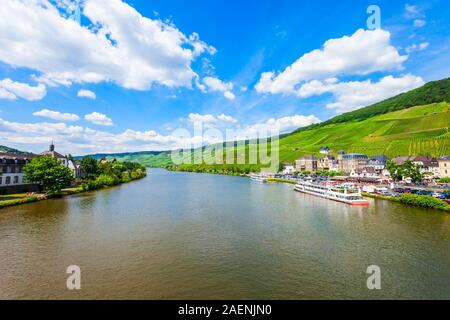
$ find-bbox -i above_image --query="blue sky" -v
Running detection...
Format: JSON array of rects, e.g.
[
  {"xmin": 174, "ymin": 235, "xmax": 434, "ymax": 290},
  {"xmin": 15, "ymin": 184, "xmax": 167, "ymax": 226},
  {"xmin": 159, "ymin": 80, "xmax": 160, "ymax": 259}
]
[{"xmin": 0, "ymin": 0, "xmax": 449, "ymax": 155}]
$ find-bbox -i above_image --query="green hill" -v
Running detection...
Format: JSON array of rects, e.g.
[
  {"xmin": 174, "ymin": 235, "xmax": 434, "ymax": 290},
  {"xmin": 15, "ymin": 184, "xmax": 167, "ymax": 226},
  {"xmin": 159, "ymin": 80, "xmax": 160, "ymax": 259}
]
[
  {"xmin": 278, "ymin": 102, "xmax": 449, "ymax": 162},
  {"xmin": 0, "ymin": 145, "xmax": 29, "ymax": 154},
  {"xmin": 76, "ymin": 151, "xmax": 173, "ymax": 167},
  {"xmin": 293, "ymin": 77, "xmax": 450, "ymax": 133}
]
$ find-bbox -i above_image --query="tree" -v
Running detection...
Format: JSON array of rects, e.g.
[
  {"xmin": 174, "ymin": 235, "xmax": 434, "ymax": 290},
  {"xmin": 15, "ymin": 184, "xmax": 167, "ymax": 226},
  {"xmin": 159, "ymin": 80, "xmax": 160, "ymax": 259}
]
[
  {"xmin": 386, "ymin": 160, "xmax": 423, "ymax": 183},
  {"xmin": 23, "ymin": 156, "xmax": 73, "ymax": 194},
  {"xmin": 386, "ymin": 160, "xmax": 403, "ymax": 182},
  {"xmin": 80, "ymin": 156, "xmax": 99, "ymax": 179},
  {"xmin": 401, "ymin": 160, "xmax": 423, "ymax": 183}
]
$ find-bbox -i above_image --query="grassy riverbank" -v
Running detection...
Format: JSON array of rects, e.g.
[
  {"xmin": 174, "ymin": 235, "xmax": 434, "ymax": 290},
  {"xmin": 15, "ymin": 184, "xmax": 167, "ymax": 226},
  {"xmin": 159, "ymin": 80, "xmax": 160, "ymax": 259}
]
[
  {"xmin": 267, "ymin": 178, "xmax": 296, "ymax": 184},
  {"xmin": 0, "ymin": 188, "xmax": 83, "ymax": 209},
  {"xmin": 363, "ymin": 193, "xmax": 450, "ymax": 212},
  {"xmin": 0, "ymin": 172, "xmax": 147, "ymax": 210}
]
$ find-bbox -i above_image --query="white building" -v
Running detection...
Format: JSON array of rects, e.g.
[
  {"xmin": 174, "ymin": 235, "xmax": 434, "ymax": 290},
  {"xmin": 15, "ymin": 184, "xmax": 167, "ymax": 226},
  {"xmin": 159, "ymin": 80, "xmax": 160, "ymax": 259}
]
[
  {"xmin": 40, "ymin": 142, "xmax": 82, "ymax": 178},
  {"xmin": 0, "ymin": 154, "xmax": 36, "ymax": 189},
  {"xmin": 282, "ymin": 163, "xmax": 295, "ymax": 174},
  {"xmin": 437, "ymin": 156, "xmax": 450, "ymax": 178}
]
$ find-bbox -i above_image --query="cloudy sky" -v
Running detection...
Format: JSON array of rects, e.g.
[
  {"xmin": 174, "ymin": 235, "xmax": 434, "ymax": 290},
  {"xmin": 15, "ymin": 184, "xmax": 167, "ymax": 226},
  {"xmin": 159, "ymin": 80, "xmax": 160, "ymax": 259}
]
[{"xmin": 0, "ymin": 0, "xmax": 449, "ymax": 155}]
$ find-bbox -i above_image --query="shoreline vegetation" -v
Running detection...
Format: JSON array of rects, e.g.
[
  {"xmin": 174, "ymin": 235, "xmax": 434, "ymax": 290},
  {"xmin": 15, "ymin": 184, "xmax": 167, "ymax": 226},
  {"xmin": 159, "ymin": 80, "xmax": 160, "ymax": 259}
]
[
  {"xmin": 363, "ymin": 192, "xmax": 450, "ymax": 212},
  {"xmin": 0, "ymin": 159, "xmax": 147, "ymax": 210},
  {"xmin": 165, "ymin": 164, "xmax": 262, "ymax": 175}
]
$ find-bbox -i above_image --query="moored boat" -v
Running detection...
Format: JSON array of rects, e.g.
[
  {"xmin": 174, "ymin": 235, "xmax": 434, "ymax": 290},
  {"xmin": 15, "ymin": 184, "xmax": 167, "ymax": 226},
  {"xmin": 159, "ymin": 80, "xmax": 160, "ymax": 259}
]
[
  {"xmin": 250, "ymin": 173, "xmax": 268, "ymax": 182},
  {"xmin": 294, "ymin": 181, "xmax": 369, "ymax": 206}
]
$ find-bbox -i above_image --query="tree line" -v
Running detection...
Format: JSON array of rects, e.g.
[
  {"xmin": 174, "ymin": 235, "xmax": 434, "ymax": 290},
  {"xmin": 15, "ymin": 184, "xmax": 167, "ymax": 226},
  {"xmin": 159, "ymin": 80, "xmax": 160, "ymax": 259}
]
[{"xmin": 23, "ymin": 156, "xmax": 147, "ymax": 195}]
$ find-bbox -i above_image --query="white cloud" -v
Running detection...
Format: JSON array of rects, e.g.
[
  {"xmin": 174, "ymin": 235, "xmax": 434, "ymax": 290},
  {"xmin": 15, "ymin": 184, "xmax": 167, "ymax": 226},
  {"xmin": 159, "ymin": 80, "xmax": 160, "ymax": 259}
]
[
  {"xmin": 298, "ymin": 74, "xmax": 425, "ymax": 113},
  {"xmin": 405, "ymin": 4, "xmax": 421, "ymax": 18},
  {"xmin": 0, "ymin": 113, "xmax": 320, "ymax": 155},
  {"xmin": 84, "ymin": 112, "xmax": 113, "ymax": 126},
  {"xmin": 188, "ymin": 113, "xmax": 217, "ymax": 125},
  {"xmin": 243, "ymin": 115, "xmax": 321, "ymax": 135},
  {"xmin": 404, "ymin": 4, "xmax": 426, "ymax": 27},
  {"xmin": 406, "ymin": 42, "xmax": 429, "ymax": 53},
  {"xmin": 0, "ymin": 117, "xmax": 223, "ymax": 155},
  {"xmin": 0, "ymin": 78, "xmax": 46, "ymax": 101},
  {"xmin": 255, "ymin": 29, "xmax": 407, "ymax": 95},
  {"xmin": 217, "ymin": 114, "xmax": 238, "ymax": 123},
  {"xmin": 223, "ymin": 91, "xmax": 236, "ymax": 100},
  {"xmin": 188, "ymin": 113, "xmax": 237, "ymax": 126},
  {"xmin": 0, "ymin": 0, "xmax": 215, "ymax": 91},
  {"xmin": 77, "ymin": 89, "xmax": 96, "ymax": 99},
  {"xmin": 202, "ymin": 76, "xmax": 233, "ymax": 92},
  {"xmin": 0, "ymin": 87, "xmax": 16, "ymax": 100},
  {"xmin": 199, "ymin": 76, "xmax": 236, "ymax": 100},
  {"xmin": 240, "ymin": 86, "xmax": 248, "ymax": 92},
  {"xmin": 413, "ymin": 19, "xmax": 426, "ymax": 27},
  {"xmin": 33, "ymin": 109, "xmax": 80, "ymax": 121}
]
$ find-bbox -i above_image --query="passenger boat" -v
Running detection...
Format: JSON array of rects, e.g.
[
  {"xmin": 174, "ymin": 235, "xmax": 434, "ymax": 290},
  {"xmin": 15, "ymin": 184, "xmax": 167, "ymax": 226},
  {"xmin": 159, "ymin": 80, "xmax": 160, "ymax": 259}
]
[
  {"xmin": 294, "ymin": 181, "xmax": 369, "ymax": 206},
  {"xmin": 250, "ymin": 173, "xmax": 268, "ymax": 182}
]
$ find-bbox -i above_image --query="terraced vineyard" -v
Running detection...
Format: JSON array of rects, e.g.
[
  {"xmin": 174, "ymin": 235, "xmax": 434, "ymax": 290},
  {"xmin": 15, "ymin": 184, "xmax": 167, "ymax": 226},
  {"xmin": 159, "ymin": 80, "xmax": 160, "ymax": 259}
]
[{"xmin": 277, "ymin": 102, "xmax": 449, "ymax": 162}]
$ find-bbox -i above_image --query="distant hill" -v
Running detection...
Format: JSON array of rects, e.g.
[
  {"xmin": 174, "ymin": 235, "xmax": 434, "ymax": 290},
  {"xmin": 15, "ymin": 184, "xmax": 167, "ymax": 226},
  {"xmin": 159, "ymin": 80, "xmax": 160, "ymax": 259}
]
[
  {"xmin": 0, "ymin": 145, "xmax": 29, "ymax": 154},
  {"xmin": 76, "ymin": 150, "xmax": 173, "ymax": 167},
  {"xmin": 292, "ymin": 77, "xmax": 450, "ymax": 134}
]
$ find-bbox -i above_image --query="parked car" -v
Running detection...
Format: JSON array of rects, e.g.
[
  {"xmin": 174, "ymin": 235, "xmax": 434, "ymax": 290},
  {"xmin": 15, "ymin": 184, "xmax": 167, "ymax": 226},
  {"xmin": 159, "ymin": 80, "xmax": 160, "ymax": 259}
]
[{"xmin": 432, "ymin": 192, "xmax": 446, "ymax": 199}]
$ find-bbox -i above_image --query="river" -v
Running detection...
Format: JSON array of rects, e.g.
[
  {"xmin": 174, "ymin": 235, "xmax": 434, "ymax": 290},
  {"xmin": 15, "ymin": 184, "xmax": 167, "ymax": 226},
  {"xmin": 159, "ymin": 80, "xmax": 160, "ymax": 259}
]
[{"xmin": 0, "ymin": 169, "xmax": 449, "ymax": 299}]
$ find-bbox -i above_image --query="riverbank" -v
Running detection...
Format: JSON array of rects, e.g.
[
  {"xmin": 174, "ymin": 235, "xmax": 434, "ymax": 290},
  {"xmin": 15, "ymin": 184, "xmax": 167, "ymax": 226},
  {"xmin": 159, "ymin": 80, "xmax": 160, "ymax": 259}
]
[
  {"xmin": 363, "ymin": 192, "xmax": 450, "ymax": 212},
  {"xmin": 0, "ymin": 188, "xmax": 83, "ymax": 209},
  {"xmin": 0, "ymin": 174, "xmax": 147, "ymax": 210},
  {"xmin": 267, "ymin": 178, "xmax": 296, "ymax": 184}
]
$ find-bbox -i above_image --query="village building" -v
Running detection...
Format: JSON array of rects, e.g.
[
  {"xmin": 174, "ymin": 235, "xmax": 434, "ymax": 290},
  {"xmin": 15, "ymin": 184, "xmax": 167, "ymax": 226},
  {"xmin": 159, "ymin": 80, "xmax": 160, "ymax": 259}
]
[
  {"xmin": 338, "ymin": 153, "xmax": 369, "ymax": 173},
  {"xmin": 40, "ymin": 142, "xmax": 83, "ymax": 179},
  {"xmin": 295, "ymin": 155, "xmax": 318, "ymax": 172},
  {"xmin": 281, "ymin": 163, "xmax": 295, "ymax": 174},
  {"xmin": 317, "ymin": 155, "xmax": 336, "ymax": 171},
  {"xmin": 319, "ymin": 146, "xmax": 330, "ymax": 155},
  {"xmin": 0, "ymin": 153, "xmax": 38, "ymax": 193},
  {"xmin": 392, "ymin": 155, "xmax": 439, "ymax": 176},
  {"xmin": 366, "ymin": 155, "xmax": 388, "ymax": 173},
  {"xmin": 437, "ymin": 156, "xmax": 450, "ymax": 178}
]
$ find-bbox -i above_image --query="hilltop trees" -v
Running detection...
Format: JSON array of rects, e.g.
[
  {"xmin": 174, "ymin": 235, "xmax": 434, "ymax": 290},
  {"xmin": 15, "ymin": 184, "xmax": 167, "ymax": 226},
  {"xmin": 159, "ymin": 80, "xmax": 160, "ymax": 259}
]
[{"xmin": 23, "ymin": 156, "xmax": 73, "ymax": 194}]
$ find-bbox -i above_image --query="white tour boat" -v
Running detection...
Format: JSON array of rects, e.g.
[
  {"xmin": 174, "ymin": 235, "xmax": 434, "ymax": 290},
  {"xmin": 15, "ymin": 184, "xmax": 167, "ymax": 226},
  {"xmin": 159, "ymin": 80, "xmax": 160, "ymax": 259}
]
[
  {"xmin": 294, "ymin": 181, "xmax": 369, "ymax": 206},
  {"xmin": 250, "ymin": 173, "xmax": 268, "ymax": 182}
]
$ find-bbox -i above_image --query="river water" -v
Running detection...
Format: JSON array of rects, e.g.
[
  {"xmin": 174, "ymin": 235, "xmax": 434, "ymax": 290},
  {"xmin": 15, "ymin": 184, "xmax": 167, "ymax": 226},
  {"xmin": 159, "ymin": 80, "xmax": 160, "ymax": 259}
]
[{"xmin": 0, "ymin": 169, "xmax": 449, "ymax": 299}]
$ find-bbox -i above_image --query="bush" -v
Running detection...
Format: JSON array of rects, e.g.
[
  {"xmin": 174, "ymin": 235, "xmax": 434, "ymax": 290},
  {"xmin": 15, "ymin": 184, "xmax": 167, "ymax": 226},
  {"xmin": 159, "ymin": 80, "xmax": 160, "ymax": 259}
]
[
  {"xmin": 81, "ymin": 174, "xmax": 119, "ymax": 191},
  {"xmin": 121, "ymin": 172, "xmax": 132, "ymax": 183},
  {"xmin": 399, "ymin": 194, "xmax": 450, "ymax": 211}
]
